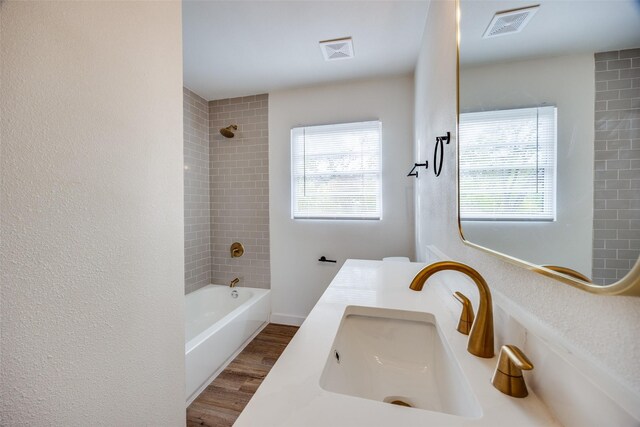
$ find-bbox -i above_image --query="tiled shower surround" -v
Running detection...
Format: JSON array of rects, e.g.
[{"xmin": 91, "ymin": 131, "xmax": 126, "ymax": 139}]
[
  {"xmin": 183, "ymin": 89, "xmax": 270, "ymax": 293},
  {"xmin": 209, "ymin": 95, "xmax": 270, "ymax": 290},
  {"xmin": 184, "ymin": 88, "xmax": 212, "ymax": 293},
  {"xmin": 593, "ymin": 48, "xmax": 640, "ymax": 285}
]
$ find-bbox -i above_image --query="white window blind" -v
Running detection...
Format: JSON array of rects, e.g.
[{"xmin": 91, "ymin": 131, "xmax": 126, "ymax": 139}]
[
  {"xmin": 459, "ymin": 106, "xmax": 556, "ymax": 221},
  {"xmin": 291, "ymin": 120, "xmax": 382, "ymax": 220}
]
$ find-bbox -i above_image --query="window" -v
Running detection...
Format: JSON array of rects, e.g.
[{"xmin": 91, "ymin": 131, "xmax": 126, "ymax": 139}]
[
  {"xmin": 291, "ymin": 120, "xmax": 382, "ymax": 220},
  {"xmin": 459, "ymin": 106, "xmax": 556, "ymax": 221}
]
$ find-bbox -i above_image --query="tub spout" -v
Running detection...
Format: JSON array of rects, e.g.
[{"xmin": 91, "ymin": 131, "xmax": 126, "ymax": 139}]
[{"xmin": 230, "ymin": 278, "xmax": 240, "ymax": 288}]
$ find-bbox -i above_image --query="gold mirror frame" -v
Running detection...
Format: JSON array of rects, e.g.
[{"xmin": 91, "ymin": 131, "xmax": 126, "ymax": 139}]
[{"xmin": 454, "ymin": 0, "xmax": 640, "ymax": 296}]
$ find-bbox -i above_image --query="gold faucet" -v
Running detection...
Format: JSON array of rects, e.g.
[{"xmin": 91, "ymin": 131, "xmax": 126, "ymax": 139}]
[
  {"xmin": 491, "ymin": 345, "xmax": 534, "ymax": 397},
  {"xmin": 409, "ymin": 261, "xmax": 494, "ymax": 358},
  {"xmin": 542, "ymin": 265, "xmax": 592, "ymax": 283},
  {"xmin": 229, "ymin": 277, "xmax": 239, "ymax": 288},
  {"xmin": 453, "ymin": 291, "xmax": 475, "ymax": 335}
]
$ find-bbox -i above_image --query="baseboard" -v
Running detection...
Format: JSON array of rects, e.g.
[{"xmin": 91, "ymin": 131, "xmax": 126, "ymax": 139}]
[{"xmin": 270, "ymin": 312, "xmax": 306, "ymax": 327}]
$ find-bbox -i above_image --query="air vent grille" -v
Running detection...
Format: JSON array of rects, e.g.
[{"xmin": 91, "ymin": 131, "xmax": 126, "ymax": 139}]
[
  {"xmin": 319, "ymin": 37, "xmax": 354, "ymax": 61},
  {"xmin": 483, "ymin": 5, "xmax": 540, "ymax": 38}
]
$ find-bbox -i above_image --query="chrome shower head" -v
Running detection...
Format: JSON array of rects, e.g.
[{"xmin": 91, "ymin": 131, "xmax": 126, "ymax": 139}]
[{"xmin": 220, "ymin": 124, "xmax": 237, "ymax": 138}]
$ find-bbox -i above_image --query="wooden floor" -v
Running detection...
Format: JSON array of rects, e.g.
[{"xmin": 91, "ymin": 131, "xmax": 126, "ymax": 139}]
[{"xmin": 186, "ymin": 323, "xmax": 299, "ymax": 427}]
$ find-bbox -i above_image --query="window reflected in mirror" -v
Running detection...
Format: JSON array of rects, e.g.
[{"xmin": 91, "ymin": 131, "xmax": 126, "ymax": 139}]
[
  {"xmin": 458, "ymin": 0, "xmax": 640, "ymax": 287},
  {"xmin": 459, "ymin": 106, "xmax": 556, "ymax": 221}
]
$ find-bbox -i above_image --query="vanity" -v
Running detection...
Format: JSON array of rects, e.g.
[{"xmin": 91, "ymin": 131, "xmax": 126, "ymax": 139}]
[{"xmin": 233, "ymin": 258, "xmax": 638, "ymax": 426}]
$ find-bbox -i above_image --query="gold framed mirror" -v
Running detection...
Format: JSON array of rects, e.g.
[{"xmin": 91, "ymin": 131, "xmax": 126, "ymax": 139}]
[{"xmin": 456, "ymin": 0, "xmax": 640, "ymax": 296}]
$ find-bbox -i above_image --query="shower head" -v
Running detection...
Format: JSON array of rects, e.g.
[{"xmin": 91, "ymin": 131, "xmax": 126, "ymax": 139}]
[{"xmin": 220, "ymin": 125, "xmax": 238, "ymax": 138}]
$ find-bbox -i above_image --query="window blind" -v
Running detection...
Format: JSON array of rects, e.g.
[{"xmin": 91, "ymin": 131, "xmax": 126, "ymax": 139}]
[
  {"xmin": 291, "ymin": 120, "xmax": 382, "ymax": 220},
  {"xmin": 459, "ymin": 106, "xmax": 556, "ymax": 221}
]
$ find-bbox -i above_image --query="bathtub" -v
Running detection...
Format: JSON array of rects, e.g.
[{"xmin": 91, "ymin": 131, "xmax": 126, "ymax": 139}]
[{"xmin": 185, "ymin": 284, "xmax": 270, "ymax": 405}]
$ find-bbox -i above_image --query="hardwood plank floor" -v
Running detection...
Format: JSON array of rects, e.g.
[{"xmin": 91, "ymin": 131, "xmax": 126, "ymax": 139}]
[{"xmin": 186, "ymin": 323, "xmax": 299, "ymax": 427}]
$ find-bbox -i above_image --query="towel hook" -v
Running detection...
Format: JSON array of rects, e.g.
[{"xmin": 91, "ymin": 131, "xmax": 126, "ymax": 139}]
[{"xmin": 407, "ymin": 161, "xmax": 428, "ymax": 178}]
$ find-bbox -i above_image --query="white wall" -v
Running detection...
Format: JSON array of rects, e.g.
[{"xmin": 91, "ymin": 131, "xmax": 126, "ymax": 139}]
[
  {"xmin": 415, "ymin": 0, "xmax": 640, "ymax": 396},
  {"xmin": 459, "ymin": 55, "xmax": 595, "ymax": 277},
  {"xmin": 269, "ymin": 76, "xmax": 415, "ymax": 324},
  {"xmin": 1, "ymin": 2, "xmax": 185, "ymax": 425}
]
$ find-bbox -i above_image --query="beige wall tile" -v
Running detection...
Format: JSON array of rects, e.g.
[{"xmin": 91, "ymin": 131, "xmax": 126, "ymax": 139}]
[
  {"xmin": 184, "ymin": 87, "xmax": 212, "ymax": 293},
  {"xmin": 209, "ymin": 94, "xmax": 271, "ymax": 290}
]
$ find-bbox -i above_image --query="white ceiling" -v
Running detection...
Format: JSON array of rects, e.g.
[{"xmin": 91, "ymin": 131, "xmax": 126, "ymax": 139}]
[
  {"xmin": 460, "ymin": 0, "xmax": 640, "ymax": 66},
  {"xmin": 182, "ymin": 1, "xmax": 431, "ymax": 101}
]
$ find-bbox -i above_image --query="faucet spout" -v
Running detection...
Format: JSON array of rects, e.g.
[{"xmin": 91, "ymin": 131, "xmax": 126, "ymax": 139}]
[{"xmin": 409, "ymin": 261, "xmax": 494, "ymax": 358}]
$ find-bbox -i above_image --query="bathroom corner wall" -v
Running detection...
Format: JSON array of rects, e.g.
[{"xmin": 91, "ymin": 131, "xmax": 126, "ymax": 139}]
[
  {"xmin": 269, "ymin": 76, "xmax": 415, "ymax": 324},
  {"xmin": 415, "ymin": 0, "xmax": 640, "ymax": 398},
  {"xmin": 593, "ymin": 48, "xmax": 640, "ymax": 285},
  {"xmin": 209, "ymin": 95, "xmax": 270, "ymax": 289},
  {"xmin": 184, "ymin": 87, "xmax": 212, "ymax": 294}
]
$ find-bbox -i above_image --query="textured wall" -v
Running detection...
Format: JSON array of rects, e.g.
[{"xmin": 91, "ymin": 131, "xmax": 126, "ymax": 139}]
[
  {"xmin": 184, "ymin": 87, "xmax": 212, "ymax": 293},
  {"xmin": 593, "ymin": 48, "xmax": 640, "ymax": 285},
  {"xmin": 415, "ymin": 0, "xmax": 640, "ymax": 398},
  {"xmin": 269, "ymin": 76, "xmax": 415, "ymax": 325},
  {"xmin": 1, "ymin": 2, "xmax": 185, "ymax": 425},
  {"xmin": 209, "ymin": 95, "xmax": 270, "ymax": 289}
]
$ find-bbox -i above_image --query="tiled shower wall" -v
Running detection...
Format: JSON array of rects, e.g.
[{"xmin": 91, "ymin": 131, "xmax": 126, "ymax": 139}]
[
  {"xmin": 593, "ymin": 48, "xmax": 640, "ymax": 285},
  {"xmin": 184, "ymin": 88, "xmax": 212, "ymax": 293},
  {"xmin": 209, "ymin": 95, "xmax": 270, "ymax": 289}
]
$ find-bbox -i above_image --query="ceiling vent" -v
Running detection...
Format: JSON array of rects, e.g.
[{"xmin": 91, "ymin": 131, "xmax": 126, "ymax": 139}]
[
  {"xmin": 483, "ymin": 5, "xmax": 540, "ymax": 39},
  {"xmin": 319, "ymin": 37, "xmax": 354, "ymax": 61}
]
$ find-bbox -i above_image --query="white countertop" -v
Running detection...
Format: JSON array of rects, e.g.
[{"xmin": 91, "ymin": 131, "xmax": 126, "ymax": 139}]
[{"xmin": 234, "ymin": 260, "xmax": 560, "ymax": 427}]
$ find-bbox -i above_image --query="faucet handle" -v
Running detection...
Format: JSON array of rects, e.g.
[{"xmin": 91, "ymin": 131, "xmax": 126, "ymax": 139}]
[
  {"xmin": 452, "ymin": 291, "xmax": 475, "ymax": 335},
  {"xmin": 230, "ymin": 242, "xmax": 244, "ymax": 258},
  {"xmin": 491, "ymin": 345, "xmax": 534, "ymax": 398}
]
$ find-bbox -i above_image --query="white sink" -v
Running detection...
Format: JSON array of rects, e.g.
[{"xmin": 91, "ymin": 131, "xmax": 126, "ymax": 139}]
[{"xmin": 319, "ymin": 305, "xmax": 482, "ymax": 418}]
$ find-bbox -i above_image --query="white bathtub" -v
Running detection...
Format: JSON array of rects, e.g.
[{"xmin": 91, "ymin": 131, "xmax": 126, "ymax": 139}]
[{"xmin": 185, "ymin": 284, "xmax": 270, "ymax": 405}]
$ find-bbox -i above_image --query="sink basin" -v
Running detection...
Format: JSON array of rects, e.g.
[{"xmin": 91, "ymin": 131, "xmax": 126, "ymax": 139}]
[{"xmin": 319, "ymin": 306, "xmax": 482, "ymax": 418}]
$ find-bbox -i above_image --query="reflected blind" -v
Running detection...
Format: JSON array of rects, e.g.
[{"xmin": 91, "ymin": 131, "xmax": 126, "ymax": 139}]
[
  {"xmin": 459, "ymin": 106, "xmax": 556, "ymax": 221},
  {"xmin": 291, "ymin": 121, "xmax": 382, "ymax": 219}
]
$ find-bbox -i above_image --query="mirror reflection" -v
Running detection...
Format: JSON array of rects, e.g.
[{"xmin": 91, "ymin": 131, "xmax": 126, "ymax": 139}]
[{"xmin": 458, "ymin": 0, "xmax": 640, "ymax": 285}]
